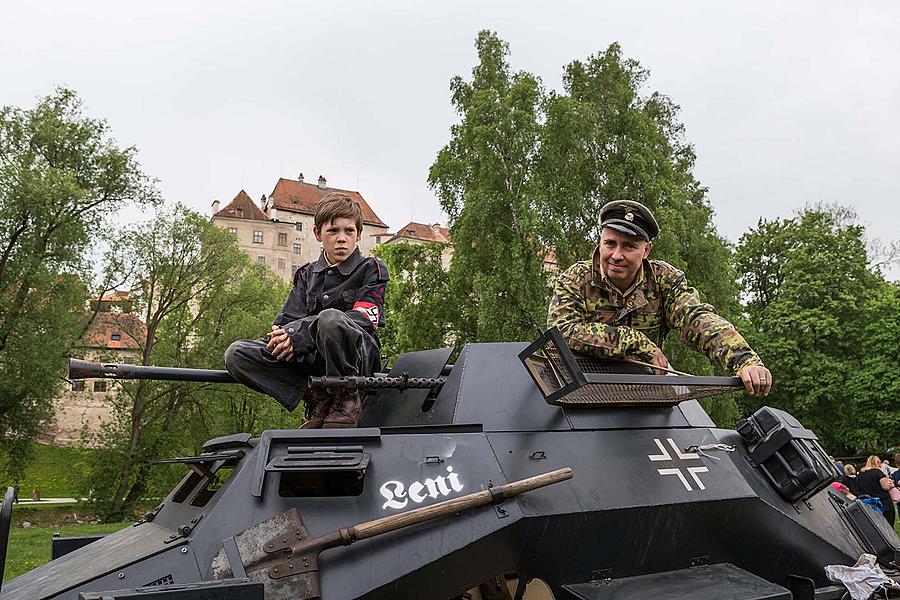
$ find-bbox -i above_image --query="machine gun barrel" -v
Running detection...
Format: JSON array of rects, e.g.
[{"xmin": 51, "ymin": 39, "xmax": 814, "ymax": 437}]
[
  {"xmin": 308, "ymin": 374, "xmax": 445, "ymax": 391},
  {"xmin": 68, "ymin": 358, "xmax": 236, "ymax": 383}
]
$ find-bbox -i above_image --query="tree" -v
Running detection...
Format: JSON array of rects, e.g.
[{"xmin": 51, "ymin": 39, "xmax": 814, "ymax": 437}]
[
  {"xmin": 376, "ymin": 242, "xmax": 454, "ymax": 362},
  {"xmin": 429, "ymin": 30, "xmax": 549, "ymax": 345},
  {"xmin": 84, "ymin": 205, "xmax": 291, "ymax": 519},
  {"xmin": 427, "ymin": 34, "xmax": 743, "ymax": 425},
  {"xmin": 0, "ymin": 88, "xmax": 158, "ymax": 478},
  {"xmin": 735, "ymin": 205, "xmax": 898, "ymax": 452}
]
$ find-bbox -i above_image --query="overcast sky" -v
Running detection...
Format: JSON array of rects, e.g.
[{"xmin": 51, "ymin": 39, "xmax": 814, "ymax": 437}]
[{"xmin": 3, "ymin": 1, "xmax": 898, "ymax": 278}]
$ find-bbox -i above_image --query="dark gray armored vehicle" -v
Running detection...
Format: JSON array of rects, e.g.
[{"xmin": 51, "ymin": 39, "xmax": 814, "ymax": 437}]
[{"xmin": 2, "ymin": 329, "xmax": 898, "ymax": 599}]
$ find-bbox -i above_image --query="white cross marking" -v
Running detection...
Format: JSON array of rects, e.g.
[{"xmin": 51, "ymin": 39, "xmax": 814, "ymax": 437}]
[
  {"xmin": 649, "ymin": 438, "xmax": 709, "ymax": 492},
  {"xmin": 657, "ymin": 468, "xmax": 692, "ymax": 491},
  {"xmin": 667, "ymin": 438, "xmax": 699, "ymax": 460},
  {"xmin": 687, "ymin": 467, "xmax": 710, "ymax": 491},
  {"xmin": 648, "ymin": 438, "xmax": 672, "ymax": 461}
]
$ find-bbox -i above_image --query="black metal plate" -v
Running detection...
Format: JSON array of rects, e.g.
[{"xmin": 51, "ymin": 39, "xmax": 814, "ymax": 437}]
[
  {"xmin": 360, "ymin": 347, "xmax": 454, "ymax": 428},
  {"xmin": 1, "ymin": 523, "xmax": 187, "ymax": 600},
  {"xmin": 563, "ymin": 563, "xmax": 790, "ymax": 599}
]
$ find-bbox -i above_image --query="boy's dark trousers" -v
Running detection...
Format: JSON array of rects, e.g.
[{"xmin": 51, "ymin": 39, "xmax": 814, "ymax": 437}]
[{"xmin": 224, "ymin": 308, "xmax": 380, "ymax": 412}]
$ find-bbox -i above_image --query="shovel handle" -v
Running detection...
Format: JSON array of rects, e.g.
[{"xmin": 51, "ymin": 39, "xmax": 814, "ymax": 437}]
[{"xmin": 350, "ymin": 467, "xmax": 572, "ymax": 542}]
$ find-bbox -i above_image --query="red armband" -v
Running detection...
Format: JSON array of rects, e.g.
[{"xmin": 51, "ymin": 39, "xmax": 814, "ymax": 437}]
[{"xmin": 353, "ymin": 301, "xmax": 380, "ymax": 327}]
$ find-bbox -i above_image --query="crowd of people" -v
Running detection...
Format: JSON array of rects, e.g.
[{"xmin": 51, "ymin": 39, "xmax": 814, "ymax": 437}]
[{"xmin": 831, "ymin": 455, "xmax": 900, "ymax": 527}]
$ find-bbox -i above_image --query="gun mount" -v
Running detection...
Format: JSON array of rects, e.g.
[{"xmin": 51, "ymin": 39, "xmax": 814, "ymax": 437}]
[{"xmin": 3, "ymin": 331, "xmax": 898, "ymax": 599}]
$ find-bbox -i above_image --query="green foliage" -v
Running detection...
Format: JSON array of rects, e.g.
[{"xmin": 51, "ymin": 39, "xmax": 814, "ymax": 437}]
[
  {"xmin": 4, "ymin": 521, "xmax": 130, "ymax": 582},
  {"xmin": 429, "ymin": 30, "xmax": 549, "ymax": 345},
  {"xmin": 83, "ymin": 204, "xmax": 293, "ymax": 519},
  {"xmin": 735, "ymin": 205, "xmax": 899, "ymax": 453},
  {"xmin": 376, "ymin": 242, "xmax": 454, "ymax": 362},
  {"xmin": 0, "ymin": 88, "xmax": 159, "ymax": 478},
  {"xmin": 10, "ymin": 443, "xmax": 90, "ymax": 498}
]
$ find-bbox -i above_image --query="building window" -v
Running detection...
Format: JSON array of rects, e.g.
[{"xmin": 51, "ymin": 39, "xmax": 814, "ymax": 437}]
[
  {"xmin": 278, "ymin": 232, "xmax": 288, "ymax": 246},
  {"xmin": 123, "ymin": 357, "xmax": 135, "ymax": 364},
  {"xmin": 111, "ymin": 332, "xmax": 121, "ymax": 341},
  {"xmin": 295, "ymin": 222, "xmax": 303, "ymax": 232},
  {"xmin": 253, "ymin": 230, "xmax": 263, "ymax": 244},
  {"xmin": 293, "ymin": 244, "xmax": 301, "ymax": 255},
  {"xmin": 257, "ymin": 256, "xmax": 266, "ymax": 265},
  {"xmin": 291, "ymin": 265, "xmax": 299, "ymax": 276},
  {"xmin": 227, "ymin": 227, "xmax": 237, "ymax": 235},
  {"xmin": 277, "ymin": 258, "xmax": 285, "ymax": 270},
  {"xmin": 94, "ymin": 380, "xmax": 108, "ymax": 392},
  {"xmin": 71, "ymin": 380, "xmax": 85, "ymax": 391}
]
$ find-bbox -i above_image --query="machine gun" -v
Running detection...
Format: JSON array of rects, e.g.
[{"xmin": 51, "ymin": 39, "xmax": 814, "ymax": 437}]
[
  {"xmin": 4, "ymin": 330, "xmax": 898, "ymax": 599},
  {"xmin": 68, "ymin": 359, "xmax": 447, "ymax": 391}
]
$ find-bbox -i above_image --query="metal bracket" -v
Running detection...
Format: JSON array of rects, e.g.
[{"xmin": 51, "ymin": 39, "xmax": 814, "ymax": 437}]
[
  {"xmin": 529, "ymin": 451, "xmax": 547, "ymax": 460},
  {"xmin": 262, "ymin": 525, "xmax": 323, "ymax": 581},
  {"xmin": 494, "ymin": 504, "xmax": 509, "ymax": 519},
  {"xmin": 133, "ymin": 503, "xmax": 164, "ymax": 526},
  {"xmin": 690, "ymin": 555, "xmax": 710, "ymax": 567},
  {"xmin": 164, "ymin": 514, "xmax": 202, "ymax": 543}
]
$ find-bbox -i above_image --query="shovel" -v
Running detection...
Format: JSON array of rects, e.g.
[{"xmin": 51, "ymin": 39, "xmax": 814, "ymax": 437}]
[{"xmin": 211, "ymin": 467, "xmax": 573, "ymax": 599}]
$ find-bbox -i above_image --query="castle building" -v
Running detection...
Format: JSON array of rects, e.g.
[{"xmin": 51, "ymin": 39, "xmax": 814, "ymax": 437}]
[
  {"xmin": 383, "ymin": 222, "xmax": 454, "ymax": 269},
  {"xmin": 381, "ymin": 221, "xmax": 556, "ymax": 272},
  {"xmin": 211, "ymin": 174, "xmax": 389, "ymax": 282},
  {"xmin": 42, "ymin": 292, "xmax": 145, "ymax": 446}
]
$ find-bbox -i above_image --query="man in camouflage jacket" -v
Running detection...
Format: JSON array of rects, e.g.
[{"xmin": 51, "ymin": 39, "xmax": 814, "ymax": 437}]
[{"xmin": 548, "ymin": 200, "xmax": 772, "ymax": 396}]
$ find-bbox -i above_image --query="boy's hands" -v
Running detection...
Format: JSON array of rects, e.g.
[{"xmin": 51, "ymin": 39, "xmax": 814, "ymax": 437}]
[{"xmin": 266, "ymin": 325, "xmax": 294, "ymax": 362}]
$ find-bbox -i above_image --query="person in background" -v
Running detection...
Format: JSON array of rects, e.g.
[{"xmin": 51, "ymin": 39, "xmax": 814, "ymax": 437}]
[
  {"xmin": 856, "ymin": 455, "xmax": 895, "ymax": 526},
  {"xmin": 831, "ymin": 456, "xmax": 845, "ymax": 474},
  {"xmin": 838, "ymin": 464, "xmax": 858, "ymax": 497},
  {"xmin": 830, "ymin": 481, "xmax": 856, "ymax": 502}
]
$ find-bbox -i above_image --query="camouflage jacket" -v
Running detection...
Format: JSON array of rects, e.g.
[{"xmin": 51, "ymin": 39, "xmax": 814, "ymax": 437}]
[{"xmin": 547, "ymin": 249, "xmax": 762, "ymax": 375}]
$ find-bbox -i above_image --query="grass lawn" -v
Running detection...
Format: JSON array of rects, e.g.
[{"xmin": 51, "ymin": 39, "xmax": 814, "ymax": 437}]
[
  {"xmin": 9, "ymin": 443, "xmax": 91, "ymax": 499},
  {"xmin": 3, "ymin": 521, "xmax": 130, "ymax": 582}
]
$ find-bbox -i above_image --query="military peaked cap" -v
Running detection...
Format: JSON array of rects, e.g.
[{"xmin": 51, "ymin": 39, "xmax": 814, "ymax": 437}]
[{"xmin": 600, "ymin": 200, "xmax": 660, "ymax": 241}]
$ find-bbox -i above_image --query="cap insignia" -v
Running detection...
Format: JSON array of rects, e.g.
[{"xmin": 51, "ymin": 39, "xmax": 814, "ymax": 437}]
[{"xmin": 624, "ymin": 211, "xmax": 634, "ymax": 222}]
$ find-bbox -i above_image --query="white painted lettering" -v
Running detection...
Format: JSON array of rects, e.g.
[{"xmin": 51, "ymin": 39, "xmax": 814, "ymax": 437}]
[
  {"xmin": 446, "ymin": 466, "xmax": 464, "ymax": 492},
  {"xmin": 433, "ymin": 475, "xmax": 452, "ymax": 496},
  {"xmin": 378, "ymin": 465, "xmax": 468, "ymax": 511},
  {"xmin": 408, "ymin": 481, "xmax": 428, "ymax": 503},
  {"xmin": 380, "ymin": 481, "xmax": 408, "ymax": 510}
]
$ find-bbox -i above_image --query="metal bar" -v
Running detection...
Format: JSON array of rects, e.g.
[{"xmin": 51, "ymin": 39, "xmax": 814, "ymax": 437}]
[
  {"xmin": 582, "ymin": 373, "xmax": 742, "ymax": 387},
  {"xmin": 0, "ymin": 486, "xmax": 14, "ymax": 594},
  {"xmin": 150, "ymin": 450, "xmax": 245, "ymax": 465},
  {"xmin": 69, "ymin": 358, "xmax": 236, "ymax": 383}
]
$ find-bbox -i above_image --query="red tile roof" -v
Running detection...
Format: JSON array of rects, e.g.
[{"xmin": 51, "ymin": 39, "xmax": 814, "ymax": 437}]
[
  {"xmin": 96, "ymin": 290, "xmax": 131, "ymax": 302},
  {"xmin": 82, "ymin": 312, "xmax": 147, "ymax": 350},
  {"xmin": 268, "ymin": 178, "xmax": 387, "ymax": 228},
  {"xmin": 388, "ymin": 222, "xmax": 451, "ymax": 244},
  {"xmin": 213, "ymin": 190, "xmax": 269, "ymax": 222}
]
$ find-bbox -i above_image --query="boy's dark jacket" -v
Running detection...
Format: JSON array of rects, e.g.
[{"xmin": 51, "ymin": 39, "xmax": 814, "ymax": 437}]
[{"xmin": 274, "ymin": 248, "xmax": 389, "ymax": 360}]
